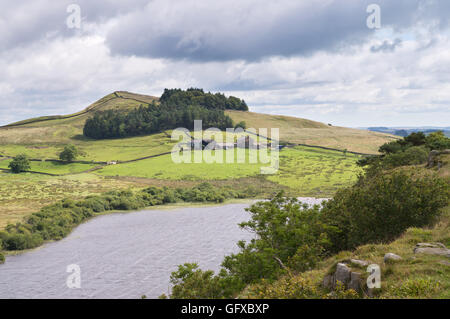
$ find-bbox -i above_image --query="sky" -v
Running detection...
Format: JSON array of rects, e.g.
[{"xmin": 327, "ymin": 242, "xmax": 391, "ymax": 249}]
[{"xmin": 0, "ymin": 0, "xmax": 449, "ymax": 127}]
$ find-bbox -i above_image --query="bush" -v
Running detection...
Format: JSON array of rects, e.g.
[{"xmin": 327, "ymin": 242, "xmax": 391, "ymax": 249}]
[
  {"xmin": 426, "ymin": 131, "xmax": 450, "ymax": 150},
  {"xmin": 59, "ymin": 145, "xmax": 79, "ymax": 162},
  {"xmin": 382, "ymin": 146, "xmax": 429, "ymax": 168},
  {"xmin": 222, "ymin": 194, "xmax": 332, "ymax": 285},
  {"xmin": 0, "ymin": 253, "xmax": 4, "ymax": 264},
  {"xmin": 322, "ymin": 171, "xmax": 449, "ymax": 252},
  {"xmin": 167, "ymin": 263, "xmax": 244, "ymax": 299},
  {"xmin": 3, "ymin": 233, "xmax": 43, "ymax": 250},
  {"xmin": 8, "ymin": 154, "xmax": 30, "ymax": 173}
]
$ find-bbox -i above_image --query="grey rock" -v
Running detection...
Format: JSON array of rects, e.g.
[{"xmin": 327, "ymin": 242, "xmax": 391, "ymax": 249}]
[
  {"xmin": 350, "ymin": 259, "xmax": 369, "ymax": 267},
  {"xmin": 348, "ymin": 272, "xmax": 362, "ymax": 292},
  {"xmin": 414, "ymin": 243, "xmax": 450, "ymax": 258},
  {"xmin": 416, "ymin": 242, "xmax": 446, "ymax": 248},
  {"xmin": 384, "ymin": 253, "xmax": 402, "ymax": 263},
  {"xmin": 322, "ymin": 275, "xmax": 333, "ymax": 289},
  {"xmin": 335, "ymin": 263, "xmax": 351, "ymax": 286}
]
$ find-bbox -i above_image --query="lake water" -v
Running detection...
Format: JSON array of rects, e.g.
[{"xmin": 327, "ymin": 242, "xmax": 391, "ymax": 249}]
[{"xmin": 0, "ymin": 198, "xmax": 325, "ymax": 299}]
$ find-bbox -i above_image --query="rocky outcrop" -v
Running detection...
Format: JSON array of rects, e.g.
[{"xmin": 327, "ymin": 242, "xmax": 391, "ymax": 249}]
[
  {"xmin": 323, "ymin": 261, "xmax": 370, "ymax": 294},
  {"xmin": 384, "ymin": 253, "xmax": 402, "ymax": 263},
  {"xmin": 413, "ymin": 243, "xmax": 450, "ymax": 258}
]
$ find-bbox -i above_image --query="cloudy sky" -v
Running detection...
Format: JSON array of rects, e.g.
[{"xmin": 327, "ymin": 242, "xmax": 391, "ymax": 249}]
[{"xmin": 1, "ymin": 0, "xmax": 449, "ymax": 127}]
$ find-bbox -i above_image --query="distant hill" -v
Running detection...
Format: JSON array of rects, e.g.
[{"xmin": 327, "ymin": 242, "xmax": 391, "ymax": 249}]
[
  {"xmin": 0, "ymin": 91, "xmax": 397, "ymax": 154},
  {"xmin": 364, "ymin": 126, "xmax": 450, "ymax": 138}
]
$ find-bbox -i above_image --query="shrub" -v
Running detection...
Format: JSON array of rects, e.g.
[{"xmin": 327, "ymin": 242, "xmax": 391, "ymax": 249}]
[
  {"xmin": 169, "ymin": 263, "xmax": 223, "ymax": 299},
  {"xmin": 426, "ymin": 131, "xmax": 450, "ymax": 150},
  {"xmin": 3, "ymin": 233, "xmax": 43, "ymax": 250},
  {"xmin": 322, "ymin": 171, "xmax": 449, "ymax": 252},
  {"xmin": 59, "ymin": 145, "xmax": 79, "ymax": 162},
  {"xmin": 0, "ymin": 253, "xmax": 4, "ymax": 264},
  {"xmin": 8, "ymin": 154, "xmax": 30, "ymax": 173},
  {"xmin": 382, "ymin": 145, "xmax": 429, "ymax": 168}
]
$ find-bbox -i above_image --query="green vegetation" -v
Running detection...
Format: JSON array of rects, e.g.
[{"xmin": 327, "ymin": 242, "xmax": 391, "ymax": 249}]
[
  {"xmin": 0, "ymin": 183, "xmax": 248, "ymax": 253},
  {"xmin": 8, "ymin": 154, "xmax": 30, "ymax": 173},
  {"xmin": 98, "ymin": 150, "xmax": 266, "ymax": 180},
  {"xmin": 243, "ymin": 207, "xmax": 450, "ymax": 299},
  {"xmin": 164, "ymin": 132, "xmax": 449, "ymax": 299},
  {"xmin": 359, "ymin": 130, "xmax": 450, "ymax": 177},
  {"xmin": 0, "ymin": 159, "xmax": 97, "ymax": 175},
  {"xmin": 59, "ymin": 144, "xmax": 79, "ymax": 162},
  {"xmin": 83, "ymin": 88, "xmax": 247, "ymax": 139},
  {"xmin": 267, "ymin": 146, "xmax": 362, "ymax": 196}
]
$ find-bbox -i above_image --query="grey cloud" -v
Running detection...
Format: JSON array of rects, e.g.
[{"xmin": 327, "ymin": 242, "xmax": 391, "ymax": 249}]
[
  {"xmin": 2, "ymin": 0, "xmax": 449, "ymax": 61},
  {"xmin": 105, "ymin": 0, "xmax": 447, "ymax": 61},
  {"xmin": 0, "ymin": 0, "xmax": 149, "ymax": 51}
]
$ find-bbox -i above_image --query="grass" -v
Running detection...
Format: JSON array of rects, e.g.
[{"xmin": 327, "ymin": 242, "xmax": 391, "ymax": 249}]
[
  {"xmin": 267, "ymin": 146, "xmax": 362, "ymax": 196},
  {"xmin": 0, "ymin": 159, "xmax": 97, "ymax": 175},
  {"xmin": 0, "ymin": 132, "xmax": 176, "ymax": 162},
  {"xmin": 242, "ymin": 206, "xmax": 450, "ymax": 299},
  {"xmin": 97, "ymin": 149, "xmax": 269, "ymax": 180},
  {"xmin": 96, "ymin": 146, "xmax": 362, "ymax": 197},
  {"xmin": 225, "ymin": 110, "xmax": 399, "ymax": 154},
  {"xmin": 0, "ymin": 172, "xmax": 144, "ymax": 229}
]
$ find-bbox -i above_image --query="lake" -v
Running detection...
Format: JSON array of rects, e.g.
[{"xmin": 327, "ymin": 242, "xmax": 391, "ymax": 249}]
[{"xmin": 0, "ymin": 198, "xmax": 325, "ymax": 299}]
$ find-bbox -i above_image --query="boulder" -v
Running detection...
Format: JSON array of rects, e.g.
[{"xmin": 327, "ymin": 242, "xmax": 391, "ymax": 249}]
[
  {"xmin": 384, "ymin": 253, "xmax": 402, "ymax": 263},
  {"xmin": 350, "ymin": 259, "xmax": 369, "ymax": 267},
  {"xmin": 334, "ymin": 263, "xmax": 351, "ymax": 286},
  {"xmin": 413, "ymin": 243, "xmax": 450, "ymax": 258},
  {"xmin": 323, "ymin": 275, "xmax": 333, "ymax": 289},
  {"xmin": 348, "ymin": 272, "xmax": 362, "ymax": 292}
]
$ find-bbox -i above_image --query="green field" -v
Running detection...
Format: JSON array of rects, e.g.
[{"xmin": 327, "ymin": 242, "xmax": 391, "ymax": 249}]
[
  {"xmin": 97, "ymin": 149, "xmax": 269, "ymax": 180},
  {"xmin": 268, "ymin": 146, "xmax": 362, "ymax": 195},
  {"xmin": 0, "ymin": 132, "xmax": 176, "ymax": 162},
  {"xmin": 0, "ymin": 159, "xmax": 97, "ymax": 175}
]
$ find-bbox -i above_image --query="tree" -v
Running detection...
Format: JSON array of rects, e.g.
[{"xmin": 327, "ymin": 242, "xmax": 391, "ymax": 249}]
[
  {"xmin": 234, "ymin": 121, "xmax": 246, "ymax": 130},
  {"xmin": 426, "ymin": 131, "xmax": 450, "ymax": 150},
  {"xmin": 8, "ymin": 154, "xmax": 30, "ymax": 173},
  {"xmin": 59, "ymin": 145, "xmax": 79, "ymax": 162}
]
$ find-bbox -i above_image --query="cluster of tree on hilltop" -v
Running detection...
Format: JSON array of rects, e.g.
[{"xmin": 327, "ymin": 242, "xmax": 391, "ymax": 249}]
[
  {"xmin": 160, "ymin": 88, "xmax": 248, "ymax": 111},
  {"xmin": 83, "ymin": 88, "xmax": 246, "ymax": 139}
]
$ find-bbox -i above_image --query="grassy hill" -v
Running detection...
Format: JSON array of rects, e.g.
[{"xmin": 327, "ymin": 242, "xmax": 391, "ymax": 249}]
[
  {"xmin": 1, "ymin": 91, "xmax": 396, "ymax": 153},
  {"xmin": 226, "ymin": 110, "xmax": 398, "ymax": 154}
]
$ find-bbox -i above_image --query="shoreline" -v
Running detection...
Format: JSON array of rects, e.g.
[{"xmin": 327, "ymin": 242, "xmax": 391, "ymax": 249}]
[
  {"xmin": 0, "ymin": 196, "xmax": 327, "ymax": 259},
  {"xmin": 0, "ymin": 198, "xmax": 259, "ymax": 259}
]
